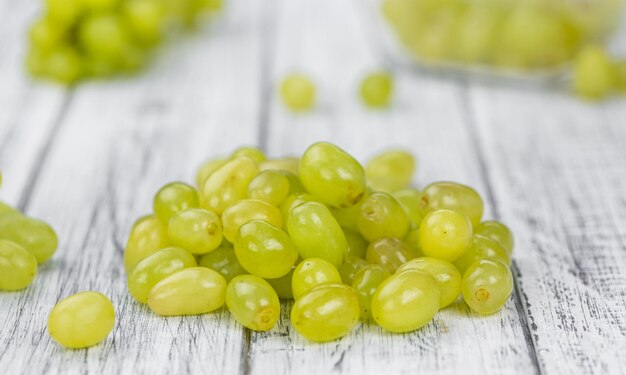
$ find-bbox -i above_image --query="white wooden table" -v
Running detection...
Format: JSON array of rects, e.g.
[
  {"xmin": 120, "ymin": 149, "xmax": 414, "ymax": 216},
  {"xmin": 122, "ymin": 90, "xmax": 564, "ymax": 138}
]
[{"xmin": 1, "ymin": 0, "xmax": 626, "ymax": 374}]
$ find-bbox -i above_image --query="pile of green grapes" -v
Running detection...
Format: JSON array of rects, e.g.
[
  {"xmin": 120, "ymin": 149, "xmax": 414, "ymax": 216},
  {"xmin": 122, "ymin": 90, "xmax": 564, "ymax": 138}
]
[
  {"xmin": 27, "ymin": 0, "xmax": 222, "ymax": 84},
  {"xmin": 573, "ymin": 46, "xmax": 626, "ymax": 100}
]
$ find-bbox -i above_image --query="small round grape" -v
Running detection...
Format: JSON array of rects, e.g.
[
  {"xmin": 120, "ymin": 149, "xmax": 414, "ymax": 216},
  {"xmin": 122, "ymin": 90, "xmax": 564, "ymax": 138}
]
[
  {"xmin": 359, "ymin": 71, "xmax": 393, "ymax": 108},
  {"xmin": 280, "ymin": 74, "xmax": 316, "ymax": 111}
]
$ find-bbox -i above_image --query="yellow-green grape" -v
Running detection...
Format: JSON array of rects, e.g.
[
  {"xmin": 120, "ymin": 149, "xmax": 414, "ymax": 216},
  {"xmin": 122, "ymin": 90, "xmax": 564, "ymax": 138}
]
[
  {"xmin": 617, "ymin": 60, "xmax": 626, "ymax": 91},
  {"xmin": 360, "ymin": 71, "xmax": 394, "ymax": 108},
  {"xmin": 338, "ymin": 256, "xmax": 369, "ymax": 285},
  {"xmin": 79, "ymin": 14, "xmax": 131, "ymax": 63},
  {"xmin": 397, "ymin": 257, "xmax": 461, "ymax": 308},
  {"xmin": 247, "ymin": 170, "xmax": 290, "ymax": 206},
  {"xmin": 287, "ymin": 202, "xmax": 348, "ymax": 268},
  {"xmin": 124, "ymin": 214, "xmax": 169, "ymax": 273},
  {"xmin": 366, "ymin": 237, "xmax": 418, "ymax": 274},
  {"xmin": 0, "ymin": 201, "xmax": 16, "ymax": 217},
  {"xmin": 43, "ymin": 46, "xmax": 83, "ymax": 84},
  {"xmin": 147, "ymin": 267, "xmax": 227, "ymax": 316},
  {"xmin": 234, "ymin": 220, "xmax": 299, "ymax": 279},
  {"xmin": 475, "ymin": 220, "xmax": 514, "ymax": 255},
  {"xmin": 280, "ymin": 171, "xmax": 305, "ymax": 194},
  {"xmin": 454, "ymin": 7, "xmax": 500, "ymax": 63},
  {"xmin": 48, "ymin": 291, "xmax": 115, "ymax": 349},
  {"xmin": 265, "ymin": 264, "xmax": 296, "ymax": 299},
  {"xmin": 123, "ymin": 0, "xmax": 166, "ymax": 46},
  {"xmin": 419, "ymin": 209, "xmax": 473, "ymax": 262},
  {"xmin": 454, "ymin": 234, "xmax": 510, "ymax": 275},
  {"xmin": 232, "ymin": 146, "xmax": 266, "ymax": 164},
  {"xmin": 462, "ymin": 259, "xmax": 513, "ymax": 315},
  {"xmin": 290, "ymin": 284, "xmax": 360, "ymax": 342},
  {"xmin": 168, "ymin": 208, "xmax": 223, "ymax": 255},
  {"xmin": 226, "ymin": 275, "xmax": 280, "ymax": 331},
  {"xmin": 300, "ymin": 142, "xmax": 366, "ymax": 208},
  {"xmin": 153, "ymin": 182, "xmax": 199, "ymax": 224},
  {"xmin": 291, "ymin": 258, "xmax": 341, "ymax": 299},
  {"xmin": 127, "ymin": 247, "xmax": 196, "ymax": 303},
  {"xmin": 365, "ymin": 150, "xmax": 415, "ymax": 192},
  {"xmin": 352, "ymin": 265, "xmax": 389, "ymax": 321},
  {"xmin": 343, "ymin": 229, "xmax": 368, "ymax": 258},
  {"xmin": 421, "ymin": 181, "xmax": 484, "ymax": 227},
  {"xmin": 404, "ymin": 227, "xmax": 425, "ymax": 257},
  {"xmin": 202, "ymin": 156, "xmax": 259, "ymax": 214},
  {"xmin": 83, "ymin": 0, "xmax": 119, "ymax": 12},
  {"xmin": 0, "ymin": 212, "xmax": 58, "ymax": 264},
  {"xmin": 371, "ymin": 270, "xmax": 440, "ymax": 333},
  {"xmin": 260, "ymin": 158, "xmax": 300, "ymax": 176},
  {"xmin": 29, "ymin": 18, "xmax": 66, "ymax": 54},
  {"xmin": 357, "ymin": 192, "xmax": 410, "ymax": 242},
  {"xmin": 280, "ymin": 74, "xmax": 316, "ymax": 111},
  {"xmin": 329, "ymin": 193, "xmax": 367, "ymax": 232},
  {"xmin": 0, "ymin": 239, "xmax": 38, "ymax": 291},
  {"xmin": 199, "ymin": 242, "xmax": 247, "ymax": 282},
  {"xmin": 573, "ymin": 46, "xmax": 617, "ymax": 100},
  {"xmin": 392, "ymin": 188, "xmax": 424, "ymax": 228},
  {"xmin": 222, "ymin": 199, "xmax": 283, "ymax": 243},
  {"xmin": 195, "ymin": 158, "xmax": 227, "ymax": 190},
  {"xmin": 411, "ymin": 4, "xmax": 462, "ymax": 61},
  {"xmin": 45, "ymin": 0, "xmax": 82, "ymax": 26}
]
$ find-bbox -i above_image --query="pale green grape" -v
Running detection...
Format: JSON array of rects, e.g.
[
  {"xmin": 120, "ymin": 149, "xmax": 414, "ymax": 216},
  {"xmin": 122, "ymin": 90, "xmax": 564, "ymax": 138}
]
[
  {"xmin": 222, "ymin": 199, "xmax": 283, "ymax": 243},
  {"xmin": 371, "ymin": 270, "xmax": 440, "ymax": 333},
  {"xmin": 259, "ymin": 158, "xmax": 300, "ymax": 176},
  {"xmin": 232, "ymin": 146, "xmax": 266, "ymax": 164},
  {"xmin": 124, "ymin": 214, "xmax": 169, "ymax": 273},
  {"xmin": 392, "ymin": 188, "xmax": 424, "ymax": 228},
  {"xmin": 201, "ymin": 156, "xmax": 259, "ymax": 214},
  {"xmin": 279, "ymin": 193, "xmax": 318, "ymax": 226},
  {"xmin": 462, "ymin": 259, "xmax": 513, "ymax": 315},
  {"xmin": 290, "ymin": 284, "xmax": 360, "ymax": 342},
  {"xmin": 352, "ymin": 265, "xmax": 389, "ymax": 321},
  {"xmin": 48, "ymin": 291, "xmax": 115, "ymax": 349},
  {"xmin": 573, "ymin": 46, "xmax": 617, "ymax": 100},
  {"xmin": 0, "ymin": 212, "xmax": 58, "ymax": 264},
  {"xmin": 45, "ymin": 0, "xmax": 82, "ymax": 27},
  {"xmin": 0, "ymin": 239, "xmax": 38, "ymax": 291},
  {"xmin": 366, "ymin": 237, "xmax": 418, "ymax": 274},
  {"xmin": 0, "ymin": 201, "xmax": 16, "ymax": 217},
  {"xmin": 280, "ymin": 74, "xmax": 316, "ymax": 111},
  {"xmin": 329, "ymin": 193, "xmax": 366, "ymax": 231},
  {"xmin": 365, "ymin": 150, "xmax": 414, "ymax": 192},
  {"xmin": 195, "ymin": 158, "xmax": 227, "ymax": 189},
  {"xmin": 127, "ymin": 247, "xmax": 196, "ymax": 303},
  {"xmin": 83, "ymin": 0, "xmax": 119, "ymax": 12},
  {"xmin": 43, "ymin": 46, "xmax": 83, "ymax": 84},
  {"xmin": 291, "ymin": 258, "xmax": 341, "ymax": 299},
  {"xmin": 147, "ymin": 267, "xmax": 227, "ymax": 316},
  {"xmin": 300, "ymin": 142, "xmax": 366, "ymax": 208},
  {"xmin": 421, "ymin": 182, "xmax": 484, "ymax": 227},
  {"xmin": 265, "ymin": 264, "xmax": 296, "ymax": 299},
  {"xmin": 199, "ymin": 242, "xmax": 247, "ymax": 282},
  {"xmin": 286, "ymin": 202, "xmax": 348, "ymax": 268},
  {"xmin": 419, "ymin": 209, "xmax": 473, "ymax": 262},
  {"xmin": 397, "ymin": 257, "xmax": 461, "ymax": 308},
  {"xmin": 280, "ymin": 171, "xmax": 305, "ymax": 194},
  {"xmin": 359, "ymin": 71, "xmax": 394, "ymax": 108},
  {"xmin": 343, "ymin": 228, "xmax": 368, "ymax": 258},
  {"xmin": 411, "ymin": 4, "xmax": 462, "ymax": 61},
  {"xmin": 226, "ymin": 275, "xmax": 280, "ymax": 331},
  {"xmin": 168, "ymin": 208, "xmax": 223, "ymax": 255},
  {"xmin": 475, "ymin": 220, "xmax": 514, "ymax": 255},
  {"xmin": 454, "ymin": 7, "xmax": 501, "ymax": 63},
  {"xmin": 153, "ymin": 182, "xmax": 199, "ymax": 224},
  {"xmin": 29, "ymin": 18, "xmax": 66, "ymax": 54},
  {"xmin": 357, "ymin": 192, "xmax": 410, "ymax": 242},
  {"xmin": 79, "ymin": 14, "xmax": 130, "ymax": 63},
  {"xmin": 454, "ymin": 234, "xmax": 510, "ymax": 274},
  {"xmin": 404, "ymin": 227, "xmax": 425, "ymax": 257},
  {"xmin": 234, "ymin": 220, "xmax": 298, "ymax": 279},
  {"xmin": 247, "ymin": 170, "xmax": 290, "ymax": 206},
  {"xmin": 123, "ymin": 0, "xmax": 166, "ymax": 46},
  {"xmin": 338, "ymin": 256, "xmax": 369, "ymax": 285}
]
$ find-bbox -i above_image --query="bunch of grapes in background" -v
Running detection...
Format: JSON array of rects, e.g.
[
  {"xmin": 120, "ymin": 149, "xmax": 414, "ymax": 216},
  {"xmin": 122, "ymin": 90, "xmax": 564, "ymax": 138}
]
[{"xmin": 27, "ymin": 0, "xmax": 222, "ymax": 84}]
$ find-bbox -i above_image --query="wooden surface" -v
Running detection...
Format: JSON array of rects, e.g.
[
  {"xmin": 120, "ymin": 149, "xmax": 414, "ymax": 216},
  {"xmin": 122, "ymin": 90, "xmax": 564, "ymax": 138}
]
[{"xmin": 1, "ymin": 0, "xmax": 625, "ymax": 374}]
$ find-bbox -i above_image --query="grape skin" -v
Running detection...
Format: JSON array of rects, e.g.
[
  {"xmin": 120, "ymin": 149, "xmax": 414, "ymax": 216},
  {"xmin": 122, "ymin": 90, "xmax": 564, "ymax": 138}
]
[
  {"xmin": 222, "ymin": 199, "xmax": 283, "ymax": 243},
  {"xmin": 419, "ymin": 209, "xmax": 473, "ymax": 262},
  {"xmin": 0, "ymin": 239, "xmax": 38, "ymax": 291},
  {"xmin": 291, "ymin": 258, "xmax": 342, "ymax": 299},
  {"xmin": 0, "ymin": 211, "xmax": 58, "ymax": 264},
  {"xmin": 153, "ymin": 182, "xmax": 200, "ymax": 224},
  {"xmin": 365, "ymin": 150, "xmax": 414, "ymax": 192},
  {"xmin": 280, "ymin": 74, "xmax": 316, "ymax": 111},
  {"xmin": 226, "ymin": 275, "xmax": 280, "ymax": 331},
  {"xmin": 357, "ymin": 192, "xmax": 410, "ymax": 242},
  {"xmin": 168, "ymin": 208, "xmax": 223, "ymax": 255},
  {"xmin": 462, "ymin": 259, "xmax": 513, "ymax": 315},
  {"xmin": 397, "ymin": 257, "xmax": 462, "ymax": 308},
  {"xmin": 198, "ymin": 242, "xmax": 247, "ymax": 282},
  {"xmin": 124, "ymin": 214, "xmax": 169, "ymax": 273}
]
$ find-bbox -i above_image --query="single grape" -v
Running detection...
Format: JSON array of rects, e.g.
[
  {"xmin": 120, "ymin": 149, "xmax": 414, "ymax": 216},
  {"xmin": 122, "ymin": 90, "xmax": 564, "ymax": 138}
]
[
  {"xmin": 280, "ymin": 74, "xmax": 316, "ymax": 111},
  {"xmin": 357, "ymin": 192, "xmax": 410, "ymax": 242},
  {"xmin": 404, "ymin": 227, "xmax": 425, "ymax": 257},
  {"xmin": 195, "ymin": 158, "xmax": 227, "ymax": 190},
  {"xmin": 290, "ymin": 284, "xmax": 360, "ymax": 342},
  {"xmin": 201, "ymin": 156, "xmax": 259, "ymax": 214},
  {"xmin": 360, "ymin": 71, "xmax": 394, "ymax": 108},
  {"xmin": 259, "ymin": 158, "xmax": 300, "ymax": 176},
  {"xmin": 291, "ymin": 258, "xmax": 342, "ymax": 299},
  {"xmin": 232, "ymin": 146, "xmax": 266, "ymax": 164},
  {"xmin": 343, "ymin": 228, "xmax": 368, "ymax": 258},
  {"xmin": 48, "ymin": 291, "xmax": 115, "ymax": 349},
  {"xmin": 300, "ymin": 142, "xmax": 366, "ymax": 208},
  {"xmin": 279, "ymin": 193, "xmax": 318, "ymax": 225},
  {"xmin": 198, "ymin": 242, "xmax": 247, "ymax": 282},
  {"xmin": 29, "ymin": 18, "xmax": 66, "ymax": 54},
  {"xmin": 410, "ymin": 4, "xmax": 462, "ymax": 61},
  {"xmin": 147, "ymin": 267, "xmax": 227, "ymax": 316},
  {"xmin": 0, "ymin": 212, "xmax": 58, "ymax": 264},
  {"xmin": 365, "ymin": 150, "xmax": 414, "ymax": 192},
  {"xmin": 0, "ymin": 239, "xmax": 38, "ymax": 291},
  {"xmin": 366, "ymin": 237, "xmax": 418, "ymax": 274},
  {"xmin": 279, "ymin": 171, "xmax": 305, "ymax": 194},
  {"xmin": 265, "ymin": 264, "xmax": 296, "ymax": 299},
  {"xmin": 247, "ymin": 170, "xmax": 291, "ymax": 206},
  {"xmin": 421, "ymin": 181, "xmax": 484, "ymax": 227},
  {"xmin": 462, "ymin": 259, "xmax": 513, "ymax": 315},
  {"xmin": 338, "ymin": 256, "xmax": 369, "ymax": 285},
  {"xmin": 168, "ymin": 208, "xmax": 223, "ymax": 255},
  {"xmin": 222, "ymin": 199, "xmax": 283, "ymax": 243},
  {"xmin": 397, "ymin": 257, "xmax": 461, "ymax": 308},
  {"xmin": 454, "ymin": 7, "xmax": 500, "ymax": 63},
  {"xmin": 45, "ymin": 0, "xmax": 82, "ymax": 26},
  {"xmin": 43, "ymin": 46, "xmax": 83, "ymax": 84},
  {"xmin": 124, "ymin": 215, "xmax": 169, "ymax": 274},
  {"xmin": 79, "ymin": 14, "xmax": 130, "ymax": 63},
  {"xmin": 475, "ymin": 220, "xmax": 514, "ymax": 255},
  {"xmin": 226, "ymin": 275, "xmax": 280, "ymax": 331},
  {"xmin": 153, "ymin": 182, "xmax": 199, "ymax": 224},
  {"xmin": 453, "ymin": 234, "xmax": 510, "ymax": 275},
  {"xmin": 82, "ymin": 0, "xmax": 119, "ymax": 12},
  {"xmin": 0, "ymin": 201, "xmax": 16, "ymax": 217},
  {"xmin": 419, "ymin": 209, "xmax": 473, "ymax": 262},
  {"xmin": 352, "ymin": 265, "xmax": 389, "ymax": 321},
  {"xmin": 392, "ymin": 188, "xmax": 424, "ymax": 228},
  {"xmin": 573, "ymin": 46, "xmax": 617, "ymax": 100},
  {"xmin": 123, "ymin": 0, "xmax": 166, "ymax": 46}
]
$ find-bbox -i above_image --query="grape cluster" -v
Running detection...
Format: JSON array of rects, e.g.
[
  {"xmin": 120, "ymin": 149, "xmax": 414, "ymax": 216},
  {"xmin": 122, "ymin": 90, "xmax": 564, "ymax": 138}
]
[
  {"xmin": 27, "ymin": 0, "xmax": 222, "ymax": 84},
  {"xmin": 573, "ymin": 46, "xmax": 626, "ymax": 100},
  {"xmin": 123, "ymin": 142, "xmax": 515, "ymax": 342}
]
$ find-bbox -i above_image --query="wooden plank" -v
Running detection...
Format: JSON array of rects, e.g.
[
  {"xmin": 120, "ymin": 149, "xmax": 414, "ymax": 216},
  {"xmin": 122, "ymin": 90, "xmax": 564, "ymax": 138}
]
[
  {"xmin": 252, "ymin": 0, "xmax": 537, "ymax": 374},
  {"xmin": 0, "ymin": 0, "xmax": 268, "ymax": 373},
  {"xmin": 468, "ymin": 85, "xmax": 626, "ymax": 374}
]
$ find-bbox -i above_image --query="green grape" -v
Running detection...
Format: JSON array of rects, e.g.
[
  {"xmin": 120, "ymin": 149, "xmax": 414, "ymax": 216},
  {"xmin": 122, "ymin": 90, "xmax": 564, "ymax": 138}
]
[
  {"xmin": 300, "ymin": 142, "xmax": 366, "ymax": 208},
  {"xmin": 195, "ymin": 158, "xmax": 227, "ymax": 189},
  {"xmin": 201, "ymin": 156, "xmax": 259, "ymax": 214},
  {"xmin": 168, "ymin": 208, "xmax": 223, "ymax": 255},
  {"xmin": 26, "ymin": 49, "xmax": 47, "ymax": 77},
  {"xmin": 79, "ymin": 14, "xmax": 131, "ymax": 63},
  {"xmin": 617, "ymin": 60, "xmax": 626, "ymax": 91},
  {"xmin": 265, "ymin": 264, "xmax": 296, "ymax": 299},
  {"xmin": 357, "ymin": 192, "xmax": 410, "ymax": 242},
  {"xmin": 127, "ymin": 247, "xmax": 197, "ymax": 303},
  {"xmin": 475, "ymin": 220, "xmax": 514, "ymax": 255},
  {"xmin": 453, "ymin": 234, "xmax": 510, "ymax": 275},
  {"xmin": 45, "ymin": 0, "xmax": 82, "ymax": 26},
  {"xmin": 232, "ymin": 146, "xmax": 266, "ymax": 164},
  {"xmin": 280, "ymin": 171, "xmax": 305, "ymax": 194},
  {"xmin": 343, "ymin": 228, "xmax": 368, "ymax": 258},
  {"xmin": 392, "ymin": 188, "xmax": 424, "ymax": 228},
  {"xmin": 351, "ymin": 265, "xmax": 389, "ymax": 321},
  {"xmin": 290, "ymin": 284, "xmax": 360, "ymax": 342},
  {"xmin": 419, "ymin": 209, "xmax": 472, "ymax": 262},
  {"xmin": 226, "ymin": 275, "xmax": 280, "ymax": 331},
  {"xmin": 118, "ymin": 45, "xmax": 147, "ymax": 72},
  {"xmin": 404, "ymin": 227, "xmax": 425, "ymax": 257},
  {"xmin": 291, "ymin": 258, "xmax": 341, "ymax": 299},
  {"xmin": 0, "ymin": 212, "xmax": 58, "ymax": 264},
  {"xmin": 123, "ymin": 0, "xmax": 165, "ymax": 45},
  {"xmin": 29, "ymin": 18, "xmax": 66, "ymax": 54},
  {"xmin": 573, "ymin": 46, "xmax": 617, "ymax": 100},
  {"xmin": 366, "ymin": 237, "xmax": 418, "ymax": 274},
  {"xmin": 279, "ymin": 193, "xmax": 318, "ymax": 226},
  {"xmin": 411, "ymin": 4, "xmax": 462, "ymax": 61},
  {"xmin": 287, "ymin": 202, "xmax": 348, "ymax": 268},
  {"xmin": 82, "ymin": 57, "xmax": 116, "ymax": 78},
  {"xmin": 365, "ymin": 150, "xmax": 415, "ymax": 192},
  {"xmin": 222, "ymin": 199, "xmax": 283, "ymax": 243},
  {"xmin": 397, "ymin": 257, "xmax": 461, "ymax": 308},
  {"xmin": 234, "ymin": 220, "xmax": 298, "ymax": 279},
  {"xmin": 338, "ymin": 256, "xmax": 369, "ymax": 285},
  {"xmin": 124, "ymin": 214, "xmax": 169, "ymax": 273},
  {"xmin": 259, "ymin": 158, "xmax": 300, "ymax": 176},
  {"xmin": 371, "ymin": 270, "xmax": 440, "ymax": 333},
  {"xmin": 83, "ymin": 0, "xmax": 119, "ymax": 11},
  {"xmin": 247, "ymin": 170, "xmax": 290, "ymax": 206},
  {"xmin": 280, "ymin": 74, "xmax": 316, "ymax": 111},
  {"xmin": 462, "ymin": 259, "xmax": 513, "ymax": 315},
  {"xmin": 454, "ymin": 7, "xmax": 501, "ymax": 63},
  {"xmin": 147, "ymin": 267, "xmax": 227, "ymax": 316},
  {"xmin": 329, "ymin": 193, "xmax": 367, "ymax": 231},
  {"xmin": 0, "ymin": 239, "xmax": 38, "ymax": 291},
  {"xmin": 153, "ymin": 182, "xmax": 200, "ymax": 224},
  {"xmin": 48, "ymin": 291, "xmax": 115, "ymax": 349},
  {"xmin": 43, "ymin": 46, "xmax": 83, "ymax": 84},
  {"xmin": 420, "ymin": 181, "xmax": 484, "ymax": 227},
  {"xmin": 0, "ymin": 201, "xmax": 16, "ymax": 217},
  {"xmin": 359, "ymin": 71, "xmax": 394, "ymax": 108},
  {"xmin": 198, "ymin": 242, "xmax": 247, "ymax": 282}
]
